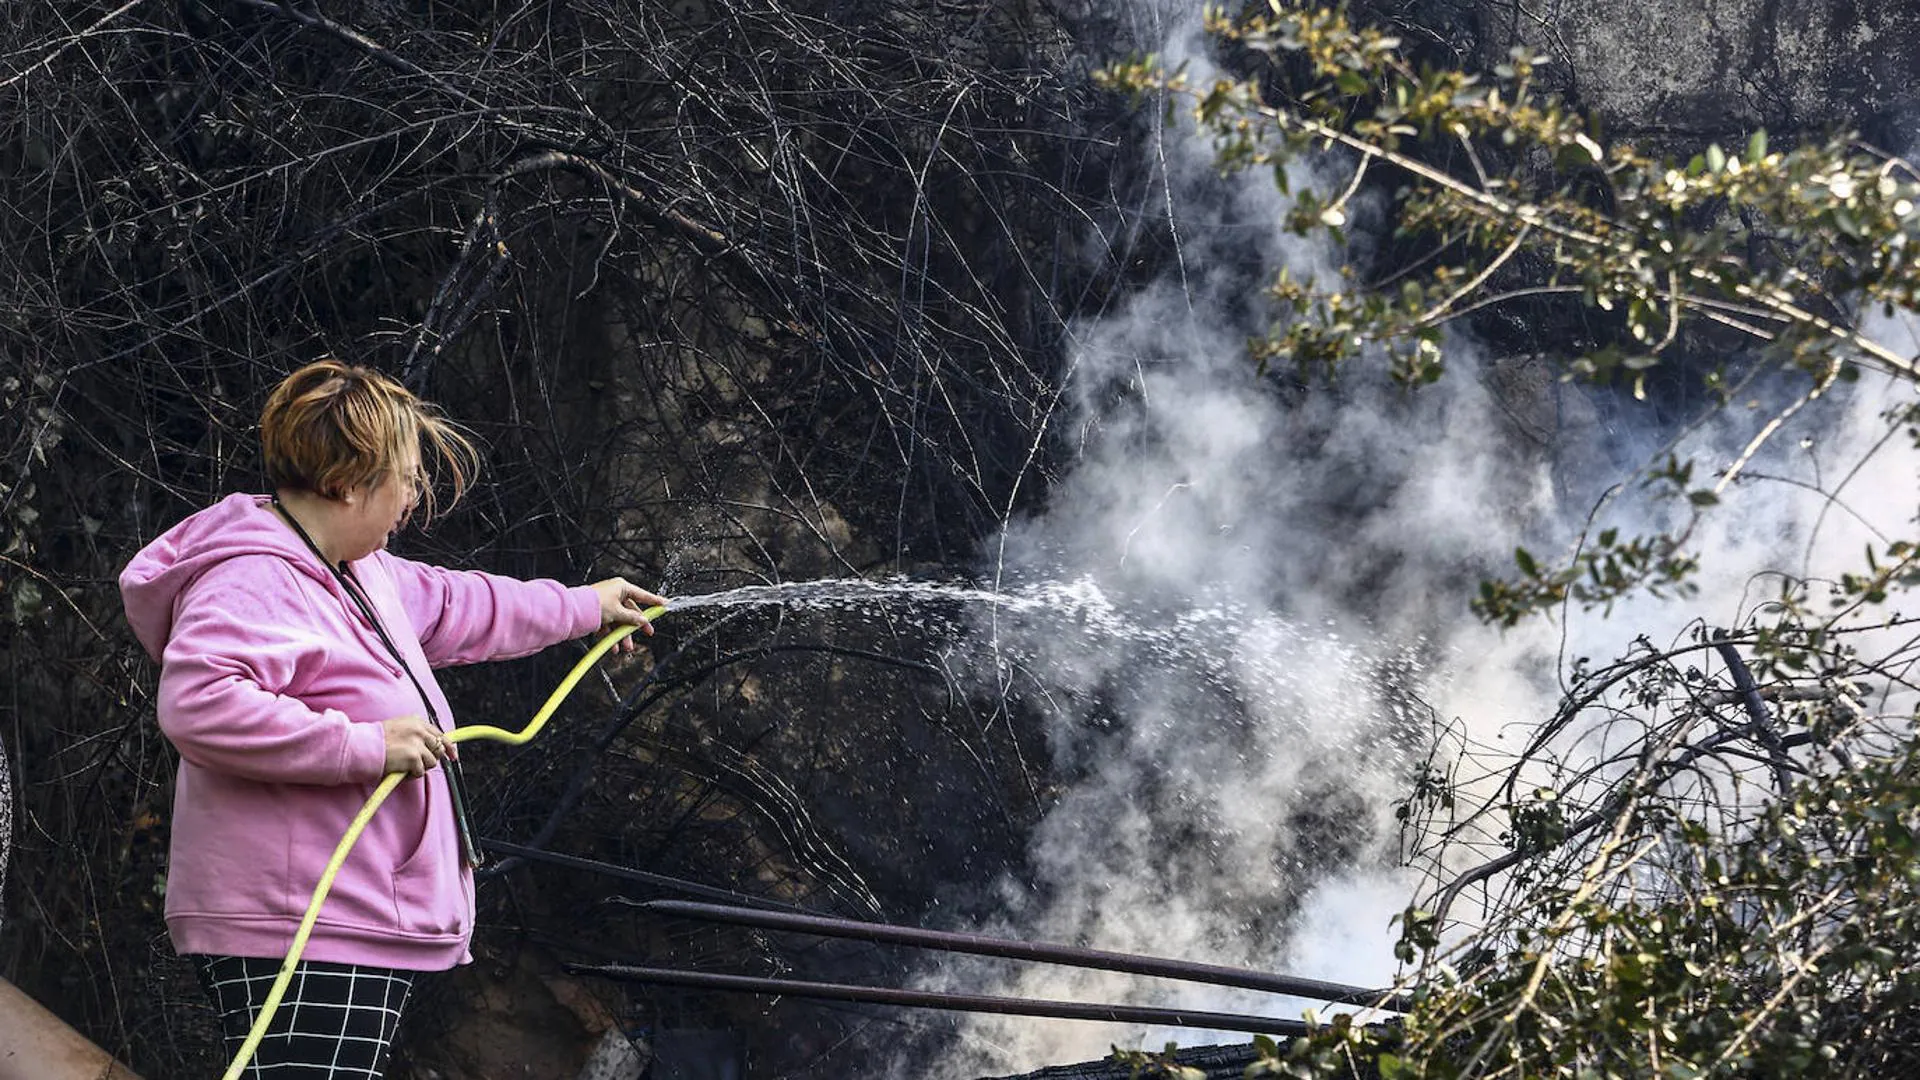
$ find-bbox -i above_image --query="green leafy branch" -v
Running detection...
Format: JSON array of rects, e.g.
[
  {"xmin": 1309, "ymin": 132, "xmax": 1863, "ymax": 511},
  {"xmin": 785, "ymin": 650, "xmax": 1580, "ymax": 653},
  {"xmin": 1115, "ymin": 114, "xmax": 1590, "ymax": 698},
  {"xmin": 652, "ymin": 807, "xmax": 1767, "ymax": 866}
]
[{"xmin": 1100, "ymin": 1, "xmax": 1920, "ymax": 623}]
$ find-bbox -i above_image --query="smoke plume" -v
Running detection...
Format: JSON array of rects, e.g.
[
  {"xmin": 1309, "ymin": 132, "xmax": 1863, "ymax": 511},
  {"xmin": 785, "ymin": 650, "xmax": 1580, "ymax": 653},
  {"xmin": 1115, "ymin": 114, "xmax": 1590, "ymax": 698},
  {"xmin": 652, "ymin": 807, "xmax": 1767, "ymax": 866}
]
[{"xmin": 900, "ymin": 7, "xmax": 1920, "ymax": 1075}]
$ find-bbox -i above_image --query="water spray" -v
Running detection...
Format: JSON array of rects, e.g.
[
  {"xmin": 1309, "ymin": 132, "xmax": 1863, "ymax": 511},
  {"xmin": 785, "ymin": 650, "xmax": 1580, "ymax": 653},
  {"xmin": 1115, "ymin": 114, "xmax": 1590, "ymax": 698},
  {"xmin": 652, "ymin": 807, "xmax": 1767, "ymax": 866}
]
[{"xmin": 219, "ymin": 582, "xmax": 1412, "ymax": 1077}]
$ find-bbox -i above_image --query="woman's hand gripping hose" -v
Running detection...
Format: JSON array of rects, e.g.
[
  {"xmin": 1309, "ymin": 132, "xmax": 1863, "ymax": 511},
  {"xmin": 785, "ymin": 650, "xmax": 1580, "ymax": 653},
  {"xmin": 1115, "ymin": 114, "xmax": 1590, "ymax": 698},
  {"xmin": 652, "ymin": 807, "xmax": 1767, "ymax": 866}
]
[{"xmin": 221, "ymin": 607, "xmax": 667, "ymax": 1080}]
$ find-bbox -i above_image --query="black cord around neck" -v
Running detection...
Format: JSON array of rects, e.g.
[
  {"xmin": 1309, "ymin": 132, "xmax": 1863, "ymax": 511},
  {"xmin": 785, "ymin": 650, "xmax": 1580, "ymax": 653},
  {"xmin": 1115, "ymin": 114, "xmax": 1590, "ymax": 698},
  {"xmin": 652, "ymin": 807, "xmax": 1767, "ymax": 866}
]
[
  {"xmin": 270, "ymin": 493, "xmax": 338, "ymax": 569},
  {"xmin": 269, "ymin": 492, "xmax": 485, "ymax": 867}
]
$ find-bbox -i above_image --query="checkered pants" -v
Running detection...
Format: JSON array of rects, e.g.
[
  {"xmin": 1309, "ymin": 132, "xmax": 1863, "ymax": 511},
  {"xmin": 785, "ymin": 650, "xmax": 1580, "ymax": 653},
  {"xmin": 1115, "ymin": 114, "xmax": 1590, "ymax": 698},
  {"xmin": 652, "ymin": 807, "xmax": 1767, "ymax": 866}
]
[{"xmin": 195, "ymin": 955, "xmax": 416, "ymax": 1078}]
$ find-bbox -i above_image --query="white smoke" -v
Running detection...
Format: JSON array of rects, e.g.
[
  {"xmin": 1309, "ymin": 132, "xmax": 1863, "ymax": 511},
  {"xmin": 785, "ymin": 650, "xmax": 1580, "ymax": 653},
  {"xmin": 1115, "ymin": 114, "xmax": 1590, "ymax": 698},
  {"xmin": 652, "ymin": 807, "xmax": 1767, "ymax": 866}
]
[{"xmin": 904, "ymin": 6, "xmax": 1920, "ymax": 1075}]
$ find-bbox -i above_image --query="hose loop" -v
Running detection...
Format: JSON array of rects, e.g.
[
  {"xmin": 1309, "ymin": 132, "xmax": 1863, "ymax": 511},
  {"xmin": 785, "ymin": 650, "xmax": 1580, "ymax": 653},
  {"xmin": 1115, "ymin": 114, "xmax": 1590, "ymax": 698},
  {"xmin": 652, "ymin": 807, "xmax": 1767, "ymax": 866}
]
[{"xmin": 221, "ymin": 608, "xmax": 665, "ymax": 1080}]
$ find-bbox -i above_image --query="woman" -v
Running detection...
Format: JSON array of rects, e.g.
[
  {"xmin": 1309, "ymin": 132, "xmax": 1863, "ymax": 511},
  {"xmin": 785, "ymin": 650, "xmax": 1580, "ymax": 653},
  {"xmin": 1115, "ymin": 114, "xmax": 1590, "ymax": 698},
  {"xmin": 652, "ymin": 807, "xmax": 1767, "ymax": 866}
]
[{"xmin": 120, "ymin": 360, "xmax": 664, "ymax": 1076}]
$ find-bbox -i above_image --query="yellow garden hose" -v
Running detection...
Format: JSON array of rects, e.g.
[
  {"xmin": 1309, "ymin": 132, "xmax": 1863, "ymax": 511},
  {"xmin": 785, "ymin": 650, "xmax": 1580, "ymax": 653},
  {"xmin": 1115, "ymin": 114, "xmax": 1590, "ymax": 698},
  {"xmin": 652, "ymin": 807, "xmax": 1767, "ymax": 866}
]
[{"xmin": 222, "ymin": 608, "xmax": 666, "ymax": 1080}]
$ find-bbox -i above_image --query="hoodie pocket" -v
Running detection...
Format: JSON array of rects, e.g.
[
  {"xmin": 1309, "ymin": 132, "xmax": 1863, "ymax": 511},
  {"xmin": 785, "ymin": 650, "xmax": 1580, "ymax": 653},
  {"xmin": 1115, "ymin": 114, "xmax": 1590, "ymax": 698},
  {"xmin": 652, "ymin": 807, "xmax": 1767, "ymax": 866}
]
[
  {"xmin": 282, "ymin": 783, "xmax": 416, "ymax": 930},
  {"xmin": 390, "ymin": 774, "xmax": 465, "ymax": 937}
]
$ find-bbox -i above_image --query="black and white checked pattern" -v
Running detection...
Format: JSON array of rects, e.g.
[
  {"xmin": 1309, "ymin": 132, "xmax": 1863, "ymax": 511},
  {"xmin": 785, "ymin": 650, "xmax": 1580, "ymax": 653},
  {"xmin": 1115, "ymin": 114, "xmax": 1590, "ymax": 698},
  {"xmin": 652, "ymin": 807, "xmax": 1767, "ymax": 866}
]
[{"xmin": 194, "ymin": 955, "xmax": 416, "ymax": 1078}]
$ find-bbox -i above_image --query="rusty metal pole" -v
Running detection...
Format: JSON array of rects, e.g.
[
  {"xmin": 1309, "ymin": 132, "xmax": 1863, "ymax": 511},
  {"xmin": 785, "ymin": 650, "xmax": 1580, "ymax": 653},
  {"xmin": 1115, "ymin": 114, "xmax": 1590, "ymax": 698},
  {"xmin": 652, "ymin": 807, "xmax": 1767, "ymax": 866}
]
[
  {"xmin": 567, "ymin": 963, "xmax": 1317, "ymax": 1037},
  {"xmin": 632, "ymin": 899, "xmax": 1411, "ymax": 1012}
]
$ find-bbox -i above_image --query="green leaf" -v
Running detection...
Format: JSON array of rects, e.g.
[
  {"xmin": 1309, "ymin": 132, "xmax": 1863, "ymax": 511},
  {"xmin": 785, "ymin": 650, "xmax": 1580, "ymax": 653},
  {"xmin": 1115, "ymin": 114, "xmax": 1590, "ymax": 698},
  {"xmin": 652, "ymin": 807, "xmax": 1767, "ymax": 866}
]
[{"xmin": 1515, "ymin": 546, "xmax": 1538, "ymax": 576}]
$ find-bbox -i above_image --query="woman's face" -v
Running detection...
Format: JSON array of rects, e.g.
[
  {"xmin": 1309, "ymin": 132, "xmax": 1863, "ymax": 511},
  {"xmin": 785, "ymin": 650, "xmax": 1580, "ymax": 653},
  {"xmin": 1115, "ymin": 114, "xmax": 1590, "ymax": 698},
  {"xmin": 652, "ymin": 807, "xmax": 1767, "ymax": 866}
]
[{"xmin": 340, "ymin": 445, "xmax": 421, "ymax": 560}]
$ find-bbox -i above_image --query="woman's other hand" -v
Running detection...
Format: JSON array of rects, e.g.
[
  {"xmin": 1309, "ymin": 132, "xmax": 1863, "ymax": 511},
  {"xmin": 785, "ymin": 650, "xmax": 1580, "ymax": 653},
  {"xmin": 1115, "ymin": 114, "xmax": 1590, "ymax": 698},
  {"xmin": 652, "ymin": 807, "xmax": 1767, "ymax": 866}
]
[
  {"xmin": 589, "ymin": 578, "xmax": 666, "ymax": 654},
  {"xmin": 382, "ymin": 714, "xmax": 450, "ymax": 777}
]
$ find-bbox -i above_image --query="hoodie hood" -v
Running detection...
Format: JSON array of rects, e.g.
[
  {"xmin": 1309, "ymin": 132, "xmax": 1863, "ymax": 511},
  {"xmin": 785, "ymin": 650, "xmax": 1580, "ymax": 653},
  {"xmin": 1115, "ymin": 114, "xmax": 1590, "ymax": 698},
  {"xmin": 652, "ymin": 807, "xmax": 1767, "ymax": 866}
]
[{"xmin": 120, "ymin": 493, "xmax": 332, "ymax": 660}]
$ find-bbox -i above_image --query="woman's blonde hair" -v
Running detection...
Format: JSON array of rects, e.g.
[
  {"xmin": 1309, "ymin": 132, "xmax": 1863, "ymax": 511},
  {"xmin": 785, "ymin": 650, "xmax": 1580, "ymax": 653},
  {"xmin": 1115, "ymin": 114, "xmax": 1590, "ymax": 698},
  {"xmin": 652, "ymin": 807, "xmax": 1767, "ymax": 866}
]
[{"xmin": 259, "ymin": 359, "xmax": 478, "ymax": 521}]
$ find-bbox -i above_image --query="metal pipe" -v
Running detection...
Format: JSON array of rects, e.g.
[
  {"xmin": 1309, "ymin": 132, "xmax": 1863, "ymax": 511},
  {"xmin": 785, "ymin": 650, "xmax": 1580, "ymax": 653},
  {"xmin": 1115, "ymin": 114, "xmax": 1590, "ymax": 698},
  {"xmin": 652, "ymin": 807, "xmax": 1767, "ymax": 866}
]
[
  {"xmin": 1713, "ymin": 634, "xmax": 1809, "ymax": 789},
  {"xmin": 632, "ymin": 899, "xmax": 1410, "ymax": 1012},
  {"xmin": 566, "ymin": 963, "xmax": 1317, "ymax": 1037},
  {"xmin": 1711, "ymin": 636, "xmax": 1775, "ymax": 736},
  {"xmin": 481, "ymin": 838, "xmax": 815, "ymax": 914}
]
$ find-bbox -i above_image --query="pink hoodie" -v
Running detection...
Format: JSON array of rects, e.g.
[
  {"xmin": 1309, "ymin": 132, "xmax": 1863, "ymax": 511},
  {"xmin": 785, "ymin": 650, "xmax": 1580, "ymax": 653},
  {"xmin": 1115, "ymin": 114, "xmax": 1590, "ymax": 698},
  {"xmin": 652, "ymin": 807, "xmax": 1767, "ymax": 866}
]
[{"xmin": 120, "ymin": 493, "xmax": 602, "ymax": 970}]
